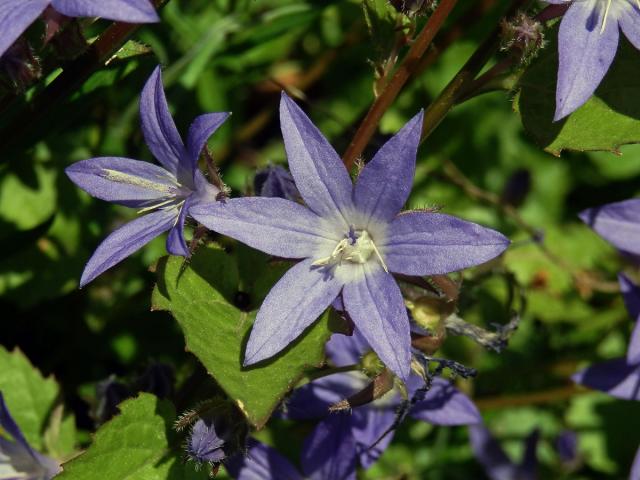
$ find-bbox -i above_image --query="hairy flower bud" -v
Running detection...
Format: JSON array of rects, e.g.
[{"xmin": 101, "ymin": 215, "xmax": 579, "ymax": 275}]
[
  {"xmin": 0, "ymin": 39, "xmax": 41, "ymax": 91},
  {"xmin": 180, "ymin": 400, "xmax": 248, "ymax": 472},
  {"xmin": 500, "ymin": 12, "xmax": 545, "ymax": 64},
  {"xmin": 388, "ymin": 0, "xmax": 436, "ymax": 16}
]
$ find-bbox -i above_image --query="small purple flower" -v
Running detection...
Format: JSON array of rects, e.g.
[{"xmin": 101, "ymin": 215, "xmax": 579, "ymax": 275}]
[
  {"xmin": 469, "ymin": 424, "xmax": 539, "ymax": 480},
  {"xmin": 191, "ymin": 93, "xmax": 509, "ymax": 381},
  {"xmin": 66, "ymin": 66, "xmax": 229, "ymax": 286},
  {"xmin": 225, "ymin": 437, "xmax": 355, "ymax": 480},
  {"xmin": 572, "ymin": 273, "xmax": 640, "ymax": 400},
  {"xmin": 0, "ymin": 0, "xmax": 159, "ymax": 60},
  {"xmin": 187, "ymin": 418, "xmax": 232, "ymax": 465},
  {"xmin": 632, "ymin": 447, "xmax": 640, "ymax": 480},
  {"xmin": 546, "ymin": 0, "xmax": 640, "ymax": 120},
  {"xmin": 0, "ymin": 392, "xmax": 61, "ymax": 480},
  {"xmin": 285, "ymin": 330, "xmax": 481, "ymax": 469}
]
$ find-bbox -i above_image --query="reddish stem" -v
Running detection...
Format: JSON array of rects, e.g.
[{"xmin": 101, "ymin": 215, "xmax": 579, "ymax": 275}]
[{"xmin": 341, "ymin": 0, "xmax": 460, "ymax": 169}]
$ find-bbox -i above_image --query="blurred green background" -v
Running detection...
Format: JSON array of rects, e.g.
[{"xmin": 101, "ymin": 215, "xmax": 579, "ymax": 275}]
[{"xmin": 1, "ymin": 0, "xmax": 639, "ymax": 478}]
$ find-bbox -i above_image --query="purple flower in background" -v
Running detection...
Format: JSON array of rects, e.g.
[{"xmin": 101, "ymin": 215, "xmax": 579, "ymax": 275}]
[
  {"xmin": 191, "ymin": 93, "xmax": 509, "ymax": 381},
  {"xmin": 572, "ymin": 273, "xmax": 640, "ymax": 400},
  {"xmin": 254, "ymin": 164, "xmax": 301, "ymax": 202},
  {"xmin": 555, "ymin": 429, "xmax": 579, "ymax": 466},
  {"xmin": 580, "ymin": 198, "xmax": 640, "ymax": 258},
  {"xmin": 0, "ymin": 392, "xmax": 61, "ymax": 480},
  {"xmin": 469, "ymin": 424, "xmax": 539, "ymax": 480},
  {"xmin": 546, "ymin": 0, "xmax": 640, "ymax": 120},
  {"xmin": 285, "ymin": 331, "xmax": 481, "ymax": 469},
  {"xmin": 225, "ymin": 437, "xmax": 355, "ymax": 480},
  {"xmin": 66, "ymin": 66, "xmax": 229, "ymax": 286},
  {"xmin": 0, "ymin": 0, "xmax": 159, "ymax": 59}
]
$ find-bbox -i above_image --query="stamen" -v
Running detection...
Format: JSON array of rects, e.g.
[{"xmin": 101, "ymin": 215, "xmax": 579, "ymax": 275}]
[
  {"xmin": 370, "ymin": 240, "xmax": 389, "ymax": 273},
  {"xmin": 101, "ymin": 168, "xmax": 178, "ymax": 194},
  {"xmin": 136, "ymin": 198, "xmax": 177, "ymax": 214},
  {"xmin": 600, "ymin": 0, "xmax": 612, "ymax": 34}
]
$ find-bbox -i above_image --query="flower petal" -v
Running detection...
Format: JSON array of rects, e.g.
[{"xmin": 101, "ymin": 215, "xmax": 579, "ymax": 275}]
[
  {"xmin": 190, "ymin": 197, "xmax": 337, "ymax": 259},
  {"xmin": 410, "ymin": 378, "xmax": 481, "ymax": 426},
  {"xmin": 351, "ymin": 408, "xmax": 396, "ymax": 469},
  {"xmin": 140, "ymin": 67, "xmax": 187, "ymax": 178},
  {"xmin": 631, "ymin": 446, "xmax": 640, "ymax": 480},
  {"xmin": 325, "ymin": 330, "xmax": 371, "ymax": 367},
  {"xmin": 619, "ymin": 273, "xmax": 640, "ymax": 364},
  {"xmin": 300, "ymin": 413, "xmax": 356, "ymax": 480},
  {"xmin": 382, "ymin": 212, "xmax": 509, "ymax": 276},
  {"xmin": 65, "ymin": 157, "xmax": 178, "ymax": 208},
  {"xmin": 285, "ymin": 373, "xmax": 365, "ymax": 420},
  {"xmin": 0, "ymin": 0, "xmax": 50, "ymax": 59},
  {"xmin": 0, "ymin": 392, "xmax": 33, "ymax": 459},
  {"xmin": 80, "ymin": 208, "xmax": 176, "ymax": 287},
  {"xmin": 51, "ymin": 0, "xmax": 159, "ymax": 22},
  {"xmin": 244, "ymin": 258, "xmax": 343, "ymax": 366},
  {"xmin": 353, "ymin": 110, "xmax": 423, "ymax": 223},
  {"xmin": 554, "ymin": 0, "xmax": 620, "ymax": 120},
  {"xmin": 619, "ymin": 2, "xmax": 640, "ymax": 50},
  {"xmin": 519, "ymin": 429, "xmax": 540, "ymax": 480},
  {"xmin": 342, "ymin": 267, "xmax": 411, "ymax": 381},
  {"xmin": 185, "ymin": 112, "xmax": 230, "ymax": 174},
  {"xmin": 579, "ymin": 198, "xmax": 640, "ymax": 256},
  {"xmin": 572, "ymin": 358, "xmax": 640, "ymax": 400},
  {"xmin": 279, "ymin": 93, "xmax": 354, "ymax": 222},
  {"xmin": 166, "ymin": 196, "xmax": 192, "ymax": 257},
  {"xmin": 225, "ymin": 439, "xmax": 302, "ymax": 480},
  {"xmin": 469, "ymin": 425, "xmax": 517, "ymax": 480}
]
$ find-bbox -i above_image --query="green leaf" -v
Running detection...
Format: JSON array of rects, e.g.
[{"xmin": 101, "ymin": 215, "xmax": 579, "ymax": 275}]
[
  {"xmin": 58, "ymin": 394, "xmax": 206, "ymax": 480},
  {"xmin": 152, "ymin": 246, "xmax": 332, "ymax": 428},
  {"xmin": 0, "ymin": 346, "xmax": 59, "ymax": 450},
  {"xmin": 515, "ymin": 32, "xmax": 640, "ymax": 155},
  {"xmin": 109, "ymin": 40, "xmax": 153, "ymax": 63}
]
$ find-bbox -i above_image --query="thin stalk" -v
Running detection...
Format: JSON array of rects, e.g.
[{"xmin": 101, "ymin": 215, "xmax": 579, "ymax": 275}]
[
  {"xmin": 420, "ymin": 0, "xmax": 532, "ymax": 142},
  {"xmin": 341, "ymin": 0, "xmax": 459, "ymax": 169}
]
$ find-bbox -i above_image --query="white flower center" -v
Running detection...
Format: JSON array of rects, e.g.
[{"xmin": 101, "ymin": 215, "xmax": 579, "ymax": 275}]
[{"xmin": 312, "ymin": 229, "xmax": 388, "ymax": 272}]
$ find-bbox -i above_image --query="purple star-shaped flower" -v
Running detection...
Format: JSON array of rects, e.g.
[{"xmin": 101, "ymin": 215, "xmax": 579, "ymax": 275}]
[
  {"xmin": 190, "ymin": 93, "xmax": 509, "ymax": 381},
  {"xmin": 547, "ymin": 0, "xmax": 640, "ymax": 120},
  {"xmin": 0, "ymin": 392, "xmax": 61, "ymax": 480},
  {"xmin": 285, "ymin": 330, "xmax": 481, "ymax": 470},
  {"xmin": 0, "ymin": 0, "xmax": 160, "ymax": 59},
  {"xmin": 469, "ymin": 424, "xmax": 540, "ymax": 480},
  {"xmin": 225, "ymin": 437, "xmax": 355, "ymax": 480},
  {"xmin": 572, "ymin": 273, "xmax": 640, "ymax": 400},
  {"xmin": 66, "ymin": 66, "xmax": 229, "ymax": 286}
]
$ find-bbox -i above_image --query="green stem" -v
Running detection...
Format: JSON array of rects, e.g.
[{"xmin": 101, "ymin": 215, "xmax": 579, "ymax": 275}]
[{"xmin": 420, "ymin": 0, "xmax": 532, "ymax": 143}]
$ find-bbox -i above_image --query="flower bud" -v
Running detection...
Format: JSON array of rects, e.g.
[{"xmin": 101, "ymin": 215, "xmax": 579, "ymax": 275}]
[
  {"xmin": 180, "ymin": 401, "xmax": 248, "ymax": 471},
  {"xmin": 407, "ymin": 296, "xmax": 454, "ymax": 333},
  {"xmin": 94, "ymin": 375, "xmax": 132, "ymax": 424},
  {"xmin": 254, "ymin": 165, "xmax": 301, "ymax": 202},
  {"xmin": 135, "ymin": 362, "xmax": 175, "ymax": 399},
  {"xmin": 388, "ymin": 0, "xmax": 436, "ymax": 16},
  {"xmin": 0, "ymin": 39, "xmax": 41, "ymax": 91},
  {"xmin": 500, "ymin": 13, "xmax": 545, "ymax": 64}
]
